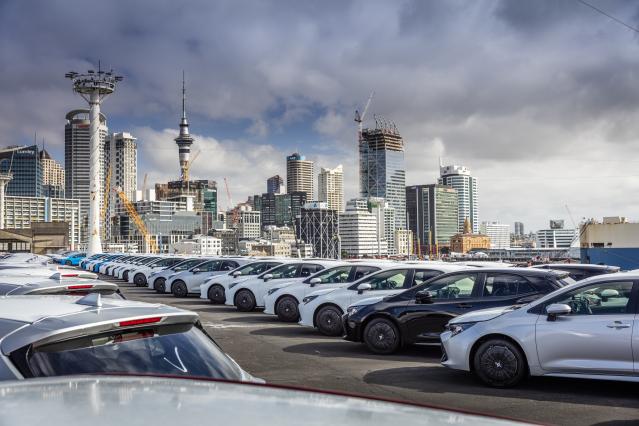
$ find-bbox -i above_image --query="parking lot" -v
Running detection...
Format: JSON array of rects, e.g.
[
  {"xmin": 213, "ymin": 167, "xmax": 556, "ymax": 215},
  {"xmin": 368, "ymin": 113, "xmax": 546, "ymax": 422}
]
[{"xmin": 112, "ymin": 278, "xmax": 639, "ymax": 425}]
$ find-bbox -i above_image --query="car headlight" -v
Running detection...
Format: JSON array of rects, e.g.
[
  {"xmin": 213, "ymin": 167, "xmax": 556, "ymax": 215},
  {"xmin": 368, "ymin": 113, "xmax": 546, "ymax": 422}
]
[
  {"xmin": 267, "ymin": 287, "xmax": 282, "ymax": 296},
  {"xmin": 346, "ymin": 305, "xmax": 364, "ymax": 316},
  {"xmin": 302, "ymin": 295, "xmax": 319, "ymax": 304},
  {"xmin": 229, "ymin": 282, "xmax": 240, "ymax": 289},
  {"xmin": 446, "ymin": 322, "xmax": 476, "ymax": 337}
]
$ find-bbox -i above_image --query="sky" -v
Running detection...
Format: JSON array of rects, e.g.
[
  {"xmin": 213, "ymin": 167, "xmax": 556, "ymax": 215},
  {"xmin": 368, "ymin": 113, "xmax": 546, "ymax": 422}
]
[{"xmin": 2, "ymin": 0, "xmax": 639, "ymax": 232}]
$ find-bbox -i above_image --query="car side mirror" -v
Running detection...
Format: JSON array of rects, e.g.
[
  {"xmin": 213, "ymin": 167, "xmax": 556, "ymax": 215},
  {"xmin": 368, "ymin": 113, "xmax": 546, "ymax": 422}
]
[
  {"xmin": 309, "ymin": 277, "xmax": 321, "ymax": 287},
  {"xmin": 600, "ymin": 289, "xmax": 619, "ymax": 299},
  {"xmin": 357, "ymin": 283, "xmax": 372, "ymax": 294},
  {"xmin": 232, "ymin": 271, "xmax": 242, "ymax": 277},
  {"xmin": 263, "ymin": 273, "xmax": 273, "ymax": 282},
  {"xmin": 546, "ymin": 303, "xmax": 571, "ymax": 321},
  {"xmin": 192, "ymin": 268, "xmax": 201, "ymax": 274},
  {"xmin": 415, "ymin": 290, "xmax": 434, "ymax": 304}
]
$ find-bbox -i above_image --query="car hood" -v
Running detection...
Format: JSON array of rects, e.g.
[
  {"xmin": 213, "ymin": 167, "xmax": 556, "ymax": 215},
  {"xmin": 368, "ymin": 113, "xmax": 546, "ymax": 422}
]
[
  {"xmin": 0, "ymin": 376, "xmax": 526, "ymax": 426},
  {"xmin": 352, "ymin": 295, "xmax": 386, "ymax": 307},
  {"xmin": 306, "ymin": 287, "xmax": 338, "ymax": 298},
  {"xmin": 449, "ymin": 306, "xmax": 516, "ymax": 324}
]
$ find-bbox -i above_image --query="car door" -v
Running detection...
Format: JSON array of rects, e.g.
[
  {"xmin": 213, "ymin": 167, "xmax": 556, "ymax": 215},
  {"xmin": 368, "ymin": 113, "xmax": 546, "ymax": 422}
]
[
  {"xmin": 535, "ymin": 280, "xmax": 636, "ymax": 375},
  {"xmin": 302, "ymin": 265, "xmax": 353, "ymax": 297},
  {"xmin": 347, "ymin": 269, "xmax": 411, "ymax": 306},
  {"xmin": 190, "ymin": 260, "xmax": 223, "ymax": 289},
  {"xmin": 399, "ymin": 272, "xmax": 482, "ymax": 344}
]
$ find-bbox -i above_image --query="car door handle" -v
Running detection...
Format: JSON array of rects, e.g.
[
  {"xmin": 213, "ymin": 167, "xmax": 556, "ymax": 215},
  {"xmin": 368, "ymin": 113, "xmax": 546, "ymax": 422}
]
[
  {"xmin": 457, "ymin": 303, "xmax": 473, "ymax": 309},
  {"xmin": 606, "ymin": 321, "xmax": 631, "ymax": 329}
]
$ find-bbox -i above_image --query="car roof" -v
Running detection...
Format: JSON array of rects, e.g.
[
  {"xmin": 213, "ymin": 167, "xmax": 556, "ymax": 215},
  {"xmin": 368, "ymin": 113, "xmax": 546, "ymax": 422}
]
[
  {"xmin": 533, "ymin": 263, "xmax": 620, "ymax": 272},
  {"xmin": 450, "ymin": 266, "xmax": 567, "ymax": 278},
  {"xmin": 0, "ymin": 296, "xmax": 197, "ymax": 355}
]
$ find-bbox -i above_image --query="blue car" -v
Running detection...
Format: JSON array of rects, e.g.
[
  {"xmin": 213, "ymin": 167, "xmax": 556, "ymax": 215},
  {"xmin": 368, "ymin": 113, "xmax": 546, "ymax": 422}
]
[
  {"xmin": 92, "ymin": 254, "xmax": 123, "ymax": 272},
  {"xmin": 58, "ymin": 252, "xmax": 87, "ymax": 266}
]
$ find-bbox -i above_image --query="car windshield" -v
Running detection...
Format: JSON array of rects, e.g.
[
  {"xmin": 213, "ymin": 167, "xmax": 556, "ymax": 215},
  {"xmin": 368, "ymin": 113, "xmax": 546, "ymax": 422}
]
[
  {"xmin": 25, "ymin": 324, "xmax": 243, "ymax": 380},
  {"xmin": 171, "ymin": 259, "xmax": 201, "ymax": 271},
  {"xmin": 236, "ymin": 262, "xmax": 280, "ymax": 275},
  {"xmin": 306, "ymin": 265, "xmax": 351, "ymax": 284}
]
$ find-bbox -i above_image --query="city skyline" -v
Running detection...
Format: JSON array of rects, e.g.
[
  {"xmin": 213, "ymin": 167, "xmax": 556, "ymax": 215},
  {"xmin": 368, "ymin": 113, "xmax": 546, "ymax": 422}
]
[{"xmin": 2, "ymin": 1, "xmax": 639, "ymax": 230}]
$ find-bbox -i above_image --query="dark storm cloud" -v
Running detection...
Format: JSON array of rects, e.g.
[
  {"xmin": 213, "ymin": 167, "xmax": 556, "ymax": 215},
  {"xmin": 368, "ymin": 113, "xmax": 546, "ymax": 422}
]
[{"xmin": 2, "ymin": 0, "xmax": 639, "ymax": 228}]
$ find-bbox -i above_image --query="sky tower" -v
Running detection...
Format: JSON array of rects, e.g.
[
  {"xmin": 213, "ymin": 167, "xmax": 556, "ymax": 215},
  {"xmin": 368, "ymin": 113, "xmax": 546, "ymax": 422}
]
[
  {"xmin": 175, "ymin": 72, "xmax": 195, "ymax": 181},
  {"xmin": 65, "ymin": 65, "xmax": 122, "ymax": 255}
]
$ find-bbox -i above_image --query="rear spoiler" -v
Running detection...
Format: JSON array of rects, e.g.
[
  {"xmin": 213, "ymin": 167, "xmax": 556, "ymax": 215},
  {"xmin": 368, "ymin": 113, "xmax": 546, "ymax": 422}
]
[{"xmin": 49, "ymin": 272, "xmax": 98, "ymax": 280}]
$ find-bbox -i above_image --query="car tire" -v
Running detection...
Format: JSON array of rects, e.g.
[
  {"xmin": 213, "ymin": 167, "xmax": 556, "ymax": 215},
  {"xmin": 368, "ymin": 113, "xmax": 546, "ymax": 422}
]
[
  {"xmin": 154, "ymin": 277, "xmax": 166, "ymax": 293},
  {"xmin": 473, "ymin": 338, "xmax": 527, "ymax": 388},
  {"xmin": 134, "ymin": 273, "xmax": 146, "ymax": 287},
  {"xmin": 235, "ymin": 289, "xmax": 256, "ymax": 312},
  {"xmin": 316, "ymin": 305, "xmax": 343, "ymax": 336},
  {"xmin": 172, "ymin": 280, "xmax": 188, "ymax": 298},
  {"xmin": 207, "ymin": 284, "xmax": 226, "ymax": 304},
  {"xmin": 65, "ymin": 260, "xmax": 72, "ymax": 266},
  {"xmin": 276, "ymin": 296, "xmax": 299, "ymax": 322},
  {"xmin": 363, "ymin": 318, "xmax": 401, "ymax": 354}
]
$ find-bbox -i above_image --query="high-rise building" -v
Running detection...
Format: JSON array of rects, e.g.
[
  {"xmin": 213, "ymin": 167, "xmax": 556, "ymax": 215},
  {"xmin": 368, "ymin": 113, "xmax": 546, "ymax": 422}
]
[
  {"xmin": 297, "ymin": 202, "xmax": 340, "ymax": 259},
  {"xmin": 339, "ymin": 198, "xmax": 387, "ymax": 258},
  {"xmin": 480, "ymin": 221, "xmax": 511, "ymax": 249},
  {"xmin": 40, "ymin": 149, "xmax": 65, "ymax": 198},
  {"xmin": 536, "ymin": 220, "xmax": 576, "ymax": 249},
  {"xmin": 438, "ymin": 163, "xmax": 478, "ymax": 233},
  {"xmin": 318, "ymin": 165, "xmax": 344, "ymax": 213},
  {"xmin": 267, "ymin": 175, "xmax": 285, "ymax": 194},
  {"xmin": 514, "ymin": 221, "xmax": 524, "ymax": 237},
  {"xmin": 106, "ymin": 132, "xmax": 137, "ymax": 202},
  {"xmin": 64, "ymin": 109, "xmax": 108, "ymax": 226},
  {"xmin": 368, "ymin": 197, "xmax": 396, "ymax": 255},
  {"xmin": 359, "ymin": 119, "xmax": 406, "ymax": 229},
  {"xmin": 286, "ymin": 153, "xmax": 314, "ymax": 200},
  {"xmin": 0, "ymin": 145, "xmax": 43, "ymax": 197},
  {"xmin": 406, "ymin": 184, "xmax": 458, "ymax": 254},
  {"xmin": 259, "ymin": 192, "xmax": 292, "ymax": 228}
]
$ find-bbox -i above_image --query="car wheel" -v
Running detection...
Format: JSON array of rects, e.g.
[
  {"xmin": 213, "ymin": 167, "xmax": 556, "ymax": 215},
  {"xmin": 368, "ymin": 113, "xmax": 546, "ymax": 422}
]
[
  {"xmin": 473, "ymin": 338, "xmax": 527, "ymax": 387},
  {"xmin": 172, "ymin": 280, "xmax": 188, "ymax": 298},
  {"xmin": 276, "ymin": 296, "xmax": 299, "ymax": 322},
  {"xmin": 154, "ymin": 278, "xmax": 166, "ymax": 293},
  {"xmin": 207, "ymin": 284, "xmax": 226, "ymax": 304},
  {"xmin": 235, "ymin": 289, "xmax": 256, "ymax": 312},
  {"xmin": 363, "ymin": 318, "xmax": 400, "ymax": 354},
  {"xmin": 65, "ymin": 260, "xmax": 72, "ymax": 266},
  {"xmin": 134, "ymin": 273, "xmax": 146, "ymax": 287},
  {"xmin": 316, "ymin": 305, "xmax": 343, "ymax": 336}
]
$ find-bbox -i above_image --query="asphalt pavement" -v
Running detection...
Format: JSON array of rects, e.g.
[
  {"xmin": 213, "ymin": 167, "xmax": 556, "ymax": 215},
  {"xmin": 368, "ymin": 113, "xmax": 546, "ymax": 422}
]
[{"xmin": 112, "ymin": 277, "xmax": 639, "ymax": 426}]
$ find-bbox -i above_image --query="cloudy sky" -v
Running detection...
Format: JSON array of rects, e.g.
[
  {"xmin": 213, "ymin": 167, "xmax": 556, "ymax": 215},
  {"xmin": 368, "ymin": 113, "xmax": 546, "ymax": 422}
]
[{"xmin": 2, "ymin": 0, "xmax": 639, "ymax": 231}]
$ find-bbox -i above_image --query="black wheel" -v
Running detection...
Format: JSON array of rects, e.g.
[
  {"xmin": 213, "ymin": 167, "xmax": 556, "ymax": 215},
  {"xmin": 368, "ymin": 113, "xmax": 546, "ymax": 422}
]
[
  {"xmin": 363, "ymin": 318, "xmax": 400, "ymax": 354},
  {"xmin": 65, "ymin": 260, "xmax": 72, "ymax": 266},
  {"xmin": 473, "ymin": 338, "xmax": 527, "ymax": 387},
  {"xmin": 134, "ymin": 273, "xmax": 146, "ymax": 287},
  {"xmin": 172, "ymin": 280, "xmax": 188, "ymax": 298},
  {"xmin": 276, "ymin": 296, "xmax": 299, "ymax": 322},
  {"xmin": 207, "ymin": 284, "xmax": 226, "ymax": 304},
  {"xmin": 154, "ymin": 277, "xmax": 166, "ymax": 293},
  {"xmin": 235, "ymin": 289, "xmax": 256, "ymax": 312},
  {"xmin": 316, "ymin": 305, "xmax": 343, "ymax": 336}
]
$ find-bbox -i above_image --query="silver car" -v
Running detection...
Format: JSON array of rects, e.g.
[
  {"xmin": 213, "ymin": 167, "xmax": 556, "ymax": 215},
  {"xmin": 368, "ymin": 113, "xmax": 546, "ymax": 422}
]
[
  {"xmin": 0, "ymin": 294, "xmax": 258, "ymax": 382},
  {"xmin": 441, "ymin": 272, "xmax": 639, "ymax": 387},
  {"xmin": 0, "ymin": 276, "xmax": 122, "ymax": 298}
]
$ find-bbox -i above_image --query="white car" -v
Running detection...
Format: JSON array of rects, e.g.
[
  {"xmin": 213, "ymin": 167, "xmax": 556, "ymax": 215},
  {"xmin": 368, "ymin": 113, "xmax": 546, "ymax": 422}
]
[
  {"xmin": 165, "ymin": 258, "xmax": 252, "ymax": 297},
  {"xmin": 117, "ymin": 256, "xmax": 162, "ymax": 281},
  {"xmin": 225, "ymin": 260, "xmax": 340, "ymax": 312},
  {"xmin": 299, "ymin": 264, "xmax": 470, "ymax": 336},
  {"xmin": 127, "ymin": 257, "xmax": 184, "ymax": 286},
  {"xmin": 199, "ymin": 260, "xmax": 286, "ymax": 304},
  {"xmin": 147, "ymin": 258, "xmax": 206, "ymax": 292},
  {"xmin": 441, "ymin": 272, "xmax": 639, "ymax": 387},
  {"xmin": 263, "ymin": 262, "xmax": 385, "ymax": 322}
]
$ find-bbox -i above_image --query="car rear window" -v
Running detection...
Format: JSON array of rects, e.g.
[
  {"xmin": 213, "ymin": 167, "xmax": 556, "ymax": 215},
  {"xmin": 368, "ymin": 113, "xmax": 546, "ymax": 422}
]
[{"xmin": 21, "ymin": 324, "xmax": 243, "ymax": 380}]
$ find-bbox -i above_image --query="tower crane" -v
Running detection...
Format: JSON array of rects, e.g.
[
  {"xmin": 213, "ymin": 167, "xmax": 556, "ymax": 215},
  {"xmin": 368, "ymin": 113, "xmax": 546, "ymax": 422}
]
[
  {"xmin": 114, "ymin": 186, "xmax": 158, "ymax": 254},
  {"xmin": 223, "ymin": 177, "xmax": 239, "ymax": 225},
  {"xmin": 141, "ymin": 173, "xmax": 148, "ymax": 197},
  {"xmin": 354, "ymin": 91, "xmax": 375, "ymax": 141},
  {"xmin": 182, "ymin": 149, "xmax": 201, "ymax": 182}
]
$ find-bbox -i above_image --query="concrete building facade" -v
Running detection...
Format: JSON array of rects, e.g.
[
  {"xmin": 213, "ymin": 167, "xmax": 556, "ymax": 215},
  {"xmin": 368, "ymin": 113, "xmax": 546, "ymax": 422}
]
[
  {"xmin": 339, "ymin": 198, "xmax": 386, "ymax": 258},
  {"xmin": 438, "ymin": 164, "xmax": 478, "ymax": 234},
  {"xmin": 318, "ymin": 165, "xmax": 344, "ymax": 213},
  {"xmin": 286, "ymin": 153, "xmax": 314, "ymax": 200},
  {"xmin": 480, "ymin": 221, "xmax": 511, "ymax": 249}
]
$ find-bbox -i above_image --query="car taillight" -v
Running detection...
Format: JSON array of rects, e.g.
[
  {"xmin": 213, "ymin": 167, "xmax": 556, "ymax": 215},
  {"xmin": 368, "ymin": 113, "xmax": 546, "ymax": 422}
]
[
  {"xmin": 62, "ymin": 273, "xmax": 79, "ymax": 277},
  {"xmin": 67, "ymin": 284, "xmax": 94, "ymax": 289},
  {"xmin": 117, "ymin": 317, "xmax": 162, "ymax": 327}
]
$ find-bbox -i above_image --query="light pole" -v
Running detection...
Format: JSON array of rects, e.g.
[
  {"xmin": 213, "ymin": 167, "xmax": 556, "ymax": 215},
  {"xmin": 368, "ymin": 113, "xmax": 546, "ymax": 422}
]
[{"xmin": 66, "ymin": 65, "xmax": 123, "ymax": 255}]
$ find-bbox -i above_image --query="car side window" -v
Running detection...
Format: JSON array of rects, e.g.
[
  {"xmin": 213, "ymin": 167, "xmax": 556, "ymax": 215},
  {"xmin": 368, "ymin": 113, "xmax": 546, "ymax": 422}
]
[
  {"xmin": 547, "ymin": 281, "xmax": 634, "ymax": 315},
  {"xmin": 311, "ymin": 266, "xmax": 352, "ymax": 284},
  {"xmin": 201, "ymin": 261, "xmax": 221, "ymax": 272},
  {"xmin": 363, "ymin": 269, "xmax": 409, "ymax": 291},
  {"xmin": 221, "ymin": 261, "xmax": 238, "ymax": 271},
  {"xmin": 424, "ymin": 274, "xmax": 477, "ymax": 299},
  {"xmin": 299, "ymin": 264, "xmax": 324, "ymax": 277},
  {"xmin": 483, "ymin": 274, "xmax": 536, "ymax": 297},
  {"xmin": 352, "ymin": 266, "xmax": 380, "ymax": 281},
  {"xmin": 411, "ymin": 270, "xmax": 443, "ymax": 287},
  {"xmin": 270, "ymin": 264, "xmax": 299, "ymax": 279}
]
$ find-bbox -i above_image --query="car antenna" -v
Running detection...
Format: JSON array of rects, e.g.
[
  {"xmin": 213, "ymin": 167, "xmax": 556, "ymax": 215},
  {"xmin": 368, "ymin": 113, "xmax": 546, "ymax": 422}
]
[{"xmin": 76, "ymin": 293, "xmax": 102, "ymax": 308}]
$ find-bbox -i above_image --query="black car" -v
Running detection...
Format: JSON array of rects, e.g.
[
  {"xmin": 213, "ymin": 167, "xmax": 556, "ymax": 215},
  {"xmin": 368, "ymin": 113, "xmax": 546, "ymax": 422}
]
[
  {"xmin": 531, "ymin": 263, "xmax": 620, "ymax": 281},
  {"xmin": 343, "ymin": 267, "xmax": 574, "ymax": 354}
]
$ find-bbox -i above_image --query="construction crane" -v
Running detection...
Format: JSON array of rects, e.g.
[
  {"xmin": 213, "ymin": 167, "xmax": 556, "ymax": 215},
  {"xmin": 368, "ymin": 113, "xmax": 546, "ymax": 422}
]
[
  {"xmin": 114, "ymin": 187, "xmax": 158, "ymax": 254},
  {"xmin": 141, "ymin": 173, "xmax": 148, "ymax": 198},
  {"xmin": 354, "ymin": 91, "xmax": 375, "ymax": 140},
  {"xmin": 223, "ymin": 177, "xmax": 239, "ymax": 225},
  {"xmin": 182, "ymin": 149, "xmax": 201, "ymax": 182},
  {"xmin": 102, "ymin": 167, "xmax": 112, "ymax": 239}
]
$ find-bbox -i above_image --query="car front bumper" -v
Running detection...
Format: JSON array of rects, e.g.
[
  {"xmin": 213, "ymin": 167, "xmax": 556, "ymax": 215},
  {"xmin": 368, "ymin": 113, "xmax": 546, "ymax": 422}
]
[
  {"xmin": 342, "ymin": 314, "xmax": 363, "ymax": 342},
  {"xmin": 440, "ymin": 330, "xmax": 472, "ymax": 372}
]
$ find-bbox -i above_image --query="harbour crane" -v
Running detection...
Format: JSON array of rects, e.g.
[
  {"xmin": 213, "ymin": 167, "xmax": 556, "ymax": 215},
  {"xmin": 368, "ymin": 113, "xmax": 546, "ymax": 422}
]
[{"xmin": 114, "ymin": 187, "xmax": 158, "ymax": 254}]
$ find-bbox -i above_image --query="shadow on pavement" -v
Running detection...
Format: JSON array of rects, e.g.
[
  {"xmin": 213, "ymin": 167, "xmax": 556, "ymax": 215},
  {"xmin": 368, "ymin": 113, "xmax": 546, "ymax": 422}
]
[
  {"xmin": 363, "ymin": 366, "xmax": 639, "ymax": 409},
  {"xmin": 251, "ymin": 326, "xmax": 337, "ymax": 339},
  {"xmin": 283, "ymin": 341, "xmax": 441, "ymax": 362},
  {"xmin": 223, "ymin": 315, "xmax": 276, "ymax": 324}
]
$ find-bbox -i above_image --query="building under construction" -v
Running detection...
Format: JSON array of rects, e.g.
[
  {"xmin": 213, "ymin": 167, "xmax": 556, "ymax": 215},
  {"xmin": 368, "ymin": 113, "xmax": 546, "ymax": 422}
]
[{"xmin": 296, "ymin": 202, "xmax": 339, "ymax": 259}]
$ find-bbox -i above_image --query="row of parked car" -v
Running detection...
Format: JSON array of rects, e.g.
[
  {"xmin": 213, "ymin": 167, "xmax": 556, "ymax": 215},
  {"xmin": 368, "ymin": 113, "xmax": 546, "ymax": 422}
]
[{"xmin": 86, "ymin": 251, "xmax": 637, "ymax": 387}]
